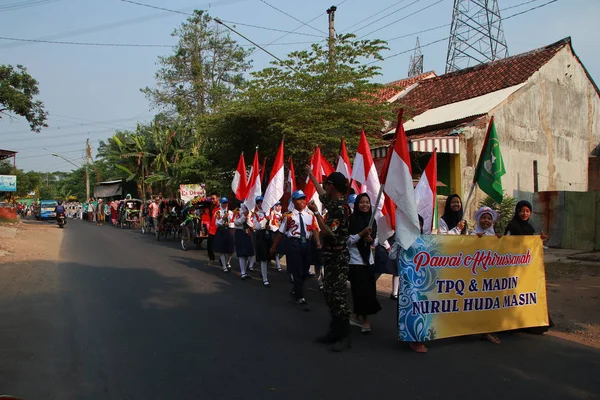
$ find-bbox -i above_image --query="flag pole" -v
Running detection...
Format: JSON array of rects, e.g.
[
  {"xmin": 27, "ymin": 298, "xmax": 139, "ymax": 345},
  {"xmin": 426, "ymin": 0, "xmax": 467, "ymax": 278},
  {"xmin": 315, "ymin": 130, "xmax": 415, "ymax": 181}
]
[
  {"xmin": 369, "ymin": 131, "xmax": 396, "ymax": 230},
  {"xmin": 463, "ymin": 116, "xmax": 495, "ymax": 213}
]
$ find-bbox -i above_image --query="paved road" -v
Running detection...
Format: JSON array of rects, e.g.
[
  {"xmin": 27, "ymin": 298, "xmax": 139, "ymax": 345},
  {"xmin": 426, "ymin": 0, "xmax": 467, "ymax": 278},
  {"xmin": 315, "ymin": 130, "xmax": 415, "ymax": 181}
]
[{"xmin": 1, "ymin": 220, "xmax": 599, "ymax": 399}]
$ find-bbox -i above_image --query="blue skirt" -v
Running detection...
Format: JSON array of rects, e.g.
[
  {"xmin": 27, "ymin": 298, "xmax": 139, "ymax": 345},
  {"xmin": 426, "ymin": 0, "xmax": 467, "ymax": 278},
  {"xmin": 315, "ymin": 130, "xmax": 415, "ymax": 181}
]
[
  {"xmin": 234, "ymin": 229, "xmax": 255, "ymax": 257},
  {"xmin": 214, "ymin": 228, "xmax": 234, "ymax": 254}
]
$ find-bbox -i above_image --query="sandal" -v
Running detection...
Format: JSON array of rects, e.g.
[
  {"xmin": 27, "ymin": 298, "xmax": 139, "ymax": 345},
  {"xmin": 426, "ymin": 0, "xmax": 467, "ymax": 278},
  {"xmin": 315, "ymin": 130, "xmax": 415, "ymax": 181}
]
[
  {"xmin": 482, "ymin": 333, "xmax": 501, "ymax": 344},
  {"xmin": 409, "ymin": 342, "xmax": 428, "ymax": 353},
  {"xmin": 350, "ymin": 318, "xmax": 362, "ymax": 328}
]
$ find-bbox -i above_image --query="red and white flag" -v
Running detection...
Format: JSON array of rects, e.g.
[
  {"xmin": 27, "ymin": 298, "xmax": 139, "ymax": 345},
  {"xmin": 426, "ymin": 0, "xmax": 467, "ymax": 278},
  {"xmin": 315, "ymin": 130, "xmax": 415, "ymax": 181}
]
[
  {"xmin": 351, "ymin": 130, "xmax": 385, "ymax": 234},
  {"xmin": 244, "ymin": 149, "xmax": 262, "ymax": 211},
  {"xmin": 304, "ymin": 147, "xmax": 324, "ymax": 212},
  {"xmin": 378, "ymin": 143, "xmax": 396, "ymax": 241},
  {"xmin": 336, "ymin": 138, "xmax": 361, "ymax": 194},
  {"xmin": 414, "ymin": 149, "xmax": 437, "ymax": 234},
  {"xmin": 262, "ymin": 139, "xmax": 285, "ymax": 212},
  {"xmin": 287, "ymin": 157, "xmax": 296, "ymax": 193},
  {"xmin": 384, "ymin": 110, "xmax": 420, "ymax": 249},
  {"xmin": 231, "ymin": 152, "xmax": 247, "ymax": 201}
]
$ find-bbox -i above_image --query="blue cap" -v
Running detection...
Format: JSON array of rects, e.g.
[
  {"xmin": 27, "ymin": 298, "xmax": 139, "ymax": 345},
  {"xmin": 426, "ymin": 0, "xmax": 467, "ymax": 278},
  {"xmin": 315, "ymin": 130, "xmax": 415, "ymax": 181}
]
[
  {"xmin": 291, "ymin": 190, "xmax": 307, "ymax": 200},
  {"xmin": 274, "ymin": 201, "xmax": 281, "ymax": 207},
  {"xmin": 255, "ymin": 196, "xmax": 264, "ymax": 202},
  {"xmin": 349, "ymin": 194, "xmax": 357, "ymax": 204},
  {"xmin": 220, "ymin": 197, "xmax": 229, "ymax": 204}
]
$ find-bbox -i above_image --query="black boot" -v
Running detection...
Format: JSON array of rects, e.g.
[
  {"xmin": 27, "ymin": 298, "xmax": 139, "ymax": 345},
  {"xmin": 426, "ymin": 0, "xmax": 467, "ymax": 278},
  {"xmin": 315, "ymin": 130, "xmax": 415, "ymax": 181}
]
[
  {"xmin": 330, "ymin": 318, "xmax": 351, "ymax": 352},
  {"xmin": 314, "ymin": 318, "xmax": 338, "ymax": 344}
]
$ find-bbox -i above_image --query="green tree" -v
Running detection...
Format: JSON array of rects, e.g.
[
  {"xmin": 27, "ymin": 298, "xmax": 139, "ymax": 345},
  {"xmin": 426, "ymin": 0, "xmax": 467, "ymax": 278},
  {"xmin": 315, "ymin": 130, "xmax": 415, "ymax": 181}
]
[
  {"xmin": 141, "ymin": 10, "xmax": 252, "ymax": 118},
  {"xmin": 207, "ymin": 34, "xmax": 394, "ymax": 175},
  {"xmin": 0, "ymin": 64, "xmax": 48, "ymax": 132}
]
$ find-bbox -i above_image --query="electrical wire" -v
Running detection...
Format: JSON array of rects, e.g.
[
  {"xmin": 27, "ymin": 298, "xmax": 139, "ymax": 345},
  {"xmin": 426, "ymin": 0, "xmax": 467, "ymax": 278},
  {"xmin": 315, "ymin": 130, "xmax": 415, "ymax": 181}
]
[
  {"xmin": 0, "ymin": 0, "xmax": 59, "ymax": 12},
  {"xmin": 0, "ymin": 0, "xmax": 247, "ymax": 50},
  {"xmin": 18, "ymin": 149, "xmax": 85, "ymax": 159},
  {"xmin": 340, "ymin": 0, "xmax": 408, "ymax": 33},
  {"xmin": 358, "ymin": 0, "xmax": 445, "ymax": 39},
  {"xmin": 0, "ymin": 36, "xmax": 173, "ymax": 47},
  {"xmin": 500, "ymin": 0, "xmax": 542, "ymax": 12},
  {"xmin": 503, "ymin": 0, "xmax": 558, "ymax": 20},
  {"xmin": 384, "ymin": 23, "xmax": 449, "ymax": 42},
  {"xmin": 354, "ymin": 0, "xmax": 420, "ymax": 34},
  {"xmin": 258, "ymin": 0, "xmax": 325, "ymax": 35}
]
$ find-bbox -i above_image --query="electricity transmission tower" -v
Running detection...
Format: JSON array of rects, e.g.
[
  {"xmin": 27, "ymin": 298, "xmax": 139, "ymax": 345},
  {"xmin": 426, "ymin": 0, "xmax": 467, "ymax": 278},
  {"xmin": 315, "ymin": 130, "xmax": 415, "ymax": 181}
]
[
  {"xmin": 445, "ymin": 0, "xmax": 509, "ymax": 73},
  {"xmin": 408, "ymin": 37, "xmax": 423, "ymax": 78}
]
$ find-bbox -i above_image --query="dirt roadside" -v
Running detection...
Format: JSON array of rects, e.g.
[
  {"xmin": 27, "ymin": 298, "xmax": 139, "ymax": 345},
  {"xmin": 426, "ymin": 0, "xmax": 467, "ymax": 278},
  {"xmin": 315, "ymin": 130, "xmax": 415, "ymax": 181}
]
[{"xmin": 0, "ymin": 219, "xmax": 63, "ymax": 296}]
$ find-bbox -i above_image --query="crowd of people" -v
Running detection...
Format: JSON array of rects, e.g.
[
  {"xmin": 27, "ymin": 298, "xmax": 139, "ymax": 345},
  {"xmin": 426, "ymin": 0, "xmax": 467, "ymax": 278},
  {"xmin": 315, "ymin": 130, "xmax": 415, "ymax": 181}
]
[
  {"xmin": 48, "ymin": 173, "xmax": 546, "ymax": 354},
  {"xmin": 192, "ymin": 171, "xmax": 549, "ymax": 354}
]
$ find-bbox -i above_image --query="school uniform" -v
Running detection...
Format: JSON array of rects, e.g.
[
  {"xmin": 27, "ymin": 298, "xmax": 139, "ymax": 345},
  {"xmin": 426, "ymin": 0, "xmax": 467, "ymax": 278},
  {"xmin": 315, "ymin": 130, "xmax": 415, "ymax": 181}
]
[
  {"xmin": 269, "ymin": 209, "xmax": 284, "ymax": 271},
  {"xmin": 279, "ymin": 207, "xmax": 318, "ymax": 301},
  {"xmin": 234, "ymin": 211, "xmax": 254, "ymax": 257},
  {"xmin": 214, "ymin": 206, "xmax": 235, "ymax": 270},
  {"xmin": 252, "ymin": 207, "xmax": 272, "ymax": 286}
]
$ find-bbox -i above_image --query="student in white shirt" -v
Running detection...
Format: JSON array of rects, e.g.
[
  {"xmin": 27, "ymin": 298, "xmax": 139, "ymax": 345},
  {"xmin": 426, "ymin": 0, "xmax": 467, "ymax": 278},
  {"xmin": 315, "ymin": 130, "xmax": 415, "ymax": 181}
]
[
  {"xmin": 271, "ymin": 190, "xmax": 320, "ymax": 309},
  {"xmin": 213, "ymin": 198, "xmax": 235, "ymax": 272}
]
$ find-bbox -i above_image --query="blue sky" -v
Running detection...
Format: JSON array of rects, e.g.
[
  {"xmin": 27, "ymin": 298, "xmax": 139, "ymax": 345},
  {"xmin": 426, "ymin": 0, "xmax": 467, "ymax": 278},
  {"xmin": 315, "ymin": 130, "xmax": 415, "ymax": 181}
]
[{"xmin": 1, "ymin": 0, "xmax": 597, "ymax": 173}]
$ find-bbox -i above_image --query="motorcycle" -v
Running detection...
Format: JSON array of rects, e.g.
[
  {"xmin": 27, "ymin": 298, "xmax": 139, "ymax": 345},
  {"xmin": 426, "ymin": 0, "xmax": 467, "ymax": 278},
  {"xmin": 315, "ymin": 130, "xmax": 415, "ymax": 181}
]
[{"xmin": 57, "ymin": 213, "xmax": 66, "ymax": 228}]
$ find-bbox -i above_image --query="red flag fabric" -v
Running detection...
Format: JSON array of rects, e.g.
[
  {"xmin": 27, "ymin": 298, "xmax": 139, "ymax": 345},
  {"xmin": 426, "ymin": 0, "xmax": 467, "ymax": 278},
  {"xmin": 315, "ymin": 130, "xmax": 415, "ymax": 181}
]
[
  {"xmin": 231, "ymin": 152, "xmax": 248, "ymax": 201},
  {"xmin": 305, "ymin": 147, "xmax": 324, "ymax": 211},
  {"xmin": 287, "ymin": 157, "xmax": 296, "ymax": 193},
  {"xmin": 336, "ymin": 137, "xmax": 361, "ymax": 194},
  {"xmin": 414, "ymin": 149, "xmax": 437, "ymax": 234},
  {"xmin": 262, "ymin": 139, "xmax": 285, "ymax": 212},
  {"xmin": 351, "ymin": 129, "xmax": 387, "ymax": 239},
  {"xmin": 244, "ymin": 149, "xmax": 262, "ymax": 211},
  {"xmin": 384, "ymin": 110, "xmax": 420, "ymax": 249}
]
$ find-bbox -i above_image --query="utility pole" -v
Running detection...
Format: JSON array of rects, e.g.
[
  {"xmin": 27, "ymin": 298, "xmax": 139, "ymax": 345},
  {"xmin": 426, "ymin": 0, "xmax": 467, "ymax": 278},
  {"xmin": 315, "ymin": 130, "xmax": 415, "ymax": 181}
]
[
  {"xmin": 85, "ymin": 138, "xmax": 90, "ymax": 201},
  {"xmin": 326, "ymin": 5, "xmax": 336, "ymax": 67}
]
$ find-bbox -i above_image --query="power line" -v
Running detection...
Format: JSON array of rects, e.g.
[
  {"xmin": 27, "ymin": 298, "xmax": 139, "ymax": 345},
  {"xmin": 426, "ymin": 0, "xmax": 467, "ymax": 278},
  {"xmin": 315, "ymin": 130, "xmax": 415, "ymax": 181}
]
[
  {"xmin": 340, "ymin": 0, "xmax": 409, "ymax": 33},
  {"xmin": 501, "ymin": 0, "xmax": 542, "ymax": 12},
  {"xmin": 214, "ymin": 18, "xmax": 296, "ymax": 70},
  {"xmin": 0, "ymin": 0, "xmax": 59, "ymax": 12},
  {"xmin": 18, "ymin": 149, "xmax": 85, "ymax": 160},
  {"xmin": 258, "ymin": 0, "xmax": 325, "ymax": 35},
  {"xmin": 0, "ymin": 0, "xmax": 247, "ymax": 50},
  {"xmin": 354, "ymin": 0, "xmax": 419, "ymax": 34},
  {"xmin": 370, "ymin": 0, "xmax": 559, "ymax": 65},
  {"xmin": 0, "ymin": 36, "xmax": 174, "ymax": 48},
  {"xmin": 368, "ymin": 36, "xmax": 449, "ymax": 64},
  {"xmin": 359, "ymin": 0, "xmax": 446, "ymax": 39},
  {"xmin": 503, "ymin": 0, "xmax": 558, "ymax": 20},
  {"xmin": 120, "ymin": 0, "xmax": 325, "ymax": 37},
  {"xmin": 384, "ymin": 23, "xmax": 449, "ymax": 42}
]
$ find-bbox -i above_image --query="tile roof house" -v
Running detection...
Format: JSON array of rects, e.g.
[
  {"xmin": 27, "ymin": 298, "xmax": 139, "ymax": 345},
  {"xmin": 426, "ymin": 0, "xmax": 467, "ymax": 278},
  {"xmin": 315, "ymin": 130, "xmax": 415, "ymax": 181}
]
[{"xmin": 375, "ymin": 37, "xmax": 600, "ymax": 214}]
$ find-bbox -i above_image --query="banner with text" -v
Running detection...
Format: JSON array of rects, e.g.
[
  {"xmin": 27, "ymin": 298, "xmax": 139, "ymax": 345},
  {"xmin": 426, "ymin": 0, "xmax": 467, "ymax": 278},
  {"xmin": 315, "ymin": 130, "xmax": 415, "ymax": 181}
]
[
  {"xmin": 398, "ymin": 235, "xmax": 548, "ymax": 342},
  {"xmin": 0, "ymin": 175, "xmax": 17, "ymax": 192},
  {"xmin": 179, "ymin": 184, "xmax": 206, "ymax": 203}
]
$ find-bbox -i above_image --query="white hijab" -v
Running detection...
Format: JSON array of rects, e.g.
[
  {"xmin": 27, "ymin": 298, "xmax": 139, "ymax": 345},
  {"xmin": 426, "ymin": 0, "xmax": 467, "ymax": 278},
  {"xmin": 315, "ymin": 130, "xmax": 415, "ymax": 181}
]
[{"xmin": 473, "ymin": 206, "xmax": 499, "ymax": 236}]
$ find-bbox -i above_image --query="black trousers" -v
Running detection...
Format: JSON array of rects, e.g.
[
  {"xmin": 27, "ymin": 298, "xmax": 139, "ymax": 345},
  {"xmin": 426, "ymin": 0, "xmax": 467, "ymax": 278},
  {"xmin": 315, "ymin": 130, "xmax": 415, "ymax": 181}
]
[
  {"xmin": 285, "ymin": 239, "xmax": 311, "ymax": 300},
  {"xmin": 207, "ymin": 234, "xmax": 216, "ymax": 261}
]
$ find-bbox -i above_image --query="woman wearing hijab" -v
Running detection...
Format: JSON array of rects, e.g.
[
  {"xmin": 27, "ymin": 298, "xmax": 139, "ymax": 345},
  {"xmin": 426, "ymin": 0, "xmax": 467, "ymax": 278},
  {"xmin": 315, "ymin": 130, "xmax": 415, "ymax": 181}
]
[
  {"xmin": 471, "ymin": 206, "xmax": 502, "ymax": 344},
  {"xmin": 438, "ymin": 194, "xmax": 468, "ymax": 235},
  {"xmin": 347, "ymin": 194, "xmax": 382, "ymax": 334},
  {"xmin": 505, "ymin": 200, "xmax": 552, "ymax": 333}
]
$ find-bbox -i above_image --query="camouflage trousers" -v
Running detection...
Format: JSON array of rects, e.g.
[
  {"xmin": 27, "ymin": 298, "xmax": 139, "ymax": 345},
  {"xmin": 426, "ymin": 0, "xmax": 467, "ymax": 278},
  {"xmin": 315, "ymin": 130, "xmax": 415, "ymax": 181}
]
[{"xmin": 322, "ymin": 250, "xmax": 350, "ymax": 320}]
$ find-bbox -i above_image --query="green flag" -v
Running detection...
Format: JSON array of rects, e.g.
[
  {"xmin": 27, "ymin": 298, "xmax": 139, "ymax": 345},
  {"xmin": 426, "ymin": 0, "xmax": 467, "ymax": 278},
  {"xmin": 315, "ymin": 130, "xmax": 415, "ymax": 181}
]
[{"xmin": 473, "ymin": 119, "xmax": 505, "ymax": 204}]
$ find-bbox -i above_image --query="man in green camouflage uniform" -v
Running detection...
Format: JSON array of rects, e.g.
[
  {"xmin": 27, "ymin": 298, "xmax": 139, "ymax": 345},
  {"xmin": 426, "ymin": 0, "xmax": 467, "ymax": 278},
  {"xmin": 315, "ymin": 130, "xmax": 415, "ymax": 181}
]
[{"xmin": 307, "ymin": 171, "xmax": 351, "ymax": 352}]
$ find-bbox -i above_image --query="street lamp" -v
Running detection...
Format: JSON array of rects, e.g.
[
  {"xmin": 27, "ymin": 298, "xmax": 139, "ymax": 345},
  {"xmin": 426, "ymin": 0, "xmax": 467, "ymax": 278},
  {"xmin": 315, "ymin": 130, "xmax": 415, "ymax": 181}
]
[{"xmin": 47, "ymin": 150, "xmax": 90, "ymax": 200}]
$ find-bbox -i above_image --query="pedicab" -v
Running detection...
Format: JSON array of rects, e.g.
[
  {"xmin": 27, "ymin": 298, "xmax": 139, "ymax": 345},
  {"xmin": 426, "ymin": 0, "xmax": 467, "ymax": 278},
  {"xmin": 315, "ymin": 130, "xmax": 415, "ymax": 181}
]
[
  {"xmin": 119, "ymin": 198, "xmax": 143, "ymax": 229},
  {"xmin": 179, "ymin": 196, "xmax": 212, "ymax": 251},
  {"xmin": 155, "ymin": 199, "xmax": 183, "ymax": 241}
]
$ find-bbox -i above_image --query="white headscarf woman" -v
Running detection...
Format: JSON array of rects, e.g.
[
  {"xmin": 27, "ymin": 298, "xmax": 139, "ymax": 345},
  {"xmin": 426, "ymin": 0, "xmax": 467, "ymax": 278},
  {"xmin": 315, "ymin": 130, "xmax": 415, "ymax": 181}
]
[{"xmin": 472, "ymin": 206, "xmax": 499, "ymax": 237}]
